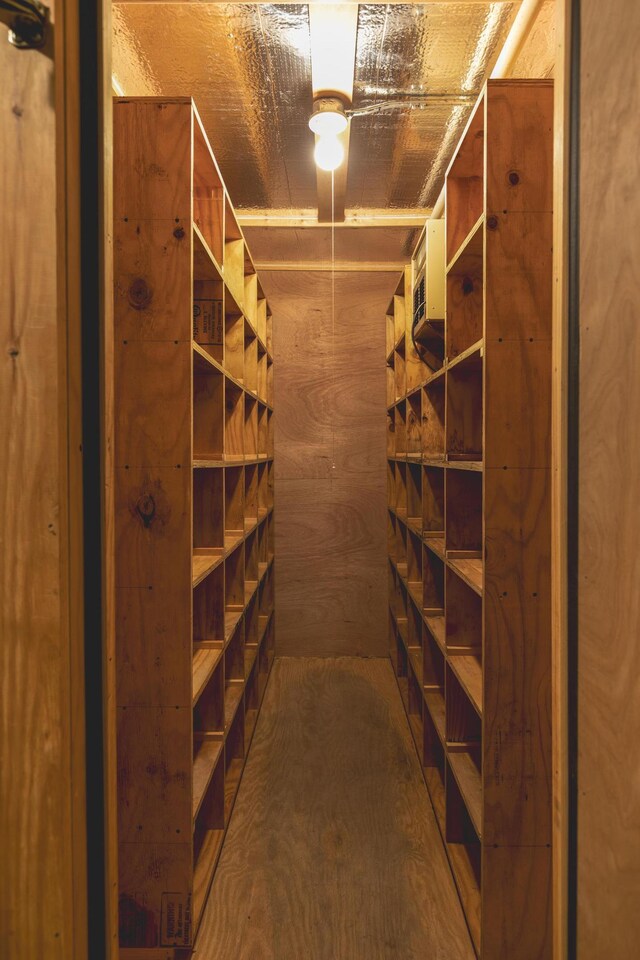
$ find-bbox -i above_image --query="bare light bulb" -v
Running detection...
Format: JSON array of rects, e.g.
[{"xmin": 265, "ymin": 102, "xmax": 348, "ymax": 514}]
[{"xmin": 314, "ymin": 135, "xmax": 344, "ymax": 172}]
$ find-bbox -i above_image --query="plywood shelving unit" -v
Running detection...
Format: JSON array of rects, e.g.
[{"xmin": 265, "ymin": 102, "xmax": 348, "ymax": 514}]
[
  {"xmin": 387, "ymin": 80, "xmax": 553, "ymax": 958},
  {"xmin": 114, "ymin": 97, "xmax": 275, "ymax": 954}
]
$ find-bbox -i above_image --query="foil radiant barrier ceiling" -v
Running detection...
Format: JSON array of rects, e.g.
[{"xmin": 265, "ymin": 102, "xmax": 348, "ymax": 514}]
[
  {"xmin": 351, "ymin": 2, "xmax": 517, "ymax": 208},
  {"xmin": 113, "ymin": 3, "xmax": 524, "ymax": 212}
]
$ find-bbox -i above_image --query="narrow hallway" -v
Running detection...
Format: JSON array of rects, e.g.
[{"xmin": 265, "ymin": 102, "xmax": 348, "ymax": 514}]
[{"xmin": 196, "ymin": 658, "xmax": 473, "ymax": 959}]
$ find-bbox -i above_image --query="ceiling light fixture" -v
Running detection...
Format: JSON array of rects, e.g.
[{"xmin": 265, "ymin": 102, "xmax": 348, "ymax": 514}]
[
  {"xmin": 309, "ymin": 96, "xmax": 348, "ymax": 172},
  {"xmin": 309, "ymin": 96, "xmax": 348, "ymax": 136}
]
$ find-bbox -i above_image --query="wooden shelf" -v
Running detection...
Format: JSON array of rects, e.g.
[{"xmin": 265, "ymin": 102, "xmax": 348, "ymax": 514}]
[
  {"xmin": 448, "ymin": 749, "xmax": 482, "ymax": 838},
  {"xmin": 193, "ymin": 550, "xmax": 224, "ymax": 588},
  {"xmin": 446, "ymin": 212, "xmax": 484, "ymax": 275},
  {"xmin": 447, "ymin": 556, "xmax": 483, "ymax": 596},
  {"xmin": 389, "ymin": 81, "xmax": 553, "ymax": 957},
  {"xmin": 192, "ymin": 645, "xmax": 223, "ymax": 706},
  {"xmin": 224, "ymin": 757, "xmax": 244, "ymax": 817},
  {"xmin": 424, "ymin": 689, "xmax": 446, "ymax": 744},
  {"xmin": 192, "ymin": 828, "xmax": 225, "ymax": 932},
  {"xmin": 445, "ymin": 459, "xmax": 483, "ymax": 472},
  {"xmin": 193, "ymin": 221, "xmax": 223, "ymax": 281},
  {"xmin": 446, "ymin": 338, "xmax": 483, "ymax": 372},
  {"xmin": 448, "ymin": 654, "xmax": 482, "ymax": 716},
  {"xmin": 424, "ymin": 764, "xmax": 446, "ymax": 835},
  {"xmin": 424, "ymin": 614, "xmax": 445, "ymax": 653},
  {"xmin": 447, "ymin": 841, "xmax": 481, "ymax": 955},
  {"xmin": 224, "ymin": 681, "xmax": 244, "ymax": 730},
  {"xmin": 424, "ymin": 537, "xmax": 446, "ymax": 561},
  {"xmin": 193, "ymin": 739, "xmax": 223, "ymax": 820},
  {"xmin": 115, "ymin": 97, "xmax": 276, "ymax": 952}
]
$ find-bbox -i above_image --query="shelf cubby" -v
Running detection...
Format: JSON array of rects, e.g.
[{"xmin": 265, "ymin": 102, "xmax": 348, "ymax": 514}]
[
  {"xmin": 387, "ymin": 408, "xmax": 396, "ymax": 457},
  {"xmin": 386, "ymin": 360, "xmax": 396, "ymax": 409},
  {"xmin": 266, "ymin": 357, "xmax": 274, "ymax": 406},
  {"xmin": 244, "ymin": 321, "xmax": 258, "ymax": 394},
  {"xmin": 422, "ymin": 546, "xmax": 445, "ymax": 616},
  {"xmin": 423, "ymin": 708, "xmax": 446, "ymax": 833},
  {"xmin": 245, "ymin": 529, "xmax": 259, "ymax": 587},
  {"xmin": 446, "ymin": 220, "xmax": 483, "ymax": 361},
  {"xmin": 407, "ymin": 667, "xmax": 424, "ymax": 753},
  {"xmin": 387, "ymin": 459, "xmax": 396, "ymax": 507},
  {"xmin": 407, "ymin": 390, "xmax": 422, "ymax": 456},
  {"xmin": 258, "ymin": 462, "xmax": 268, "ymax": 518},
  {"xmin": 445, "ymin": 95, "xmax": 484, "ymax": 265},
  {"xmin": 267, "ymin": 409, "xmax": 274, "ymax": 458},
  {"xmin": 395, "ymin": 400, "xmax": 407, "ymax": 456},
  {"xmin": 224, "ymin": 285, "xmax": 245, "ymax": 382},
  {"xmin": 224, "ymin": 704, "xmax": 245, "ymax": 818},
  {"xmin": 257, "ymin": 295, "xmax": 267, "ymax": 345},
  {"xmin": 422, "ymin": 377, "xmax": 445, "ymax": 459},
  {"xmin": 193, "ymin": 656, "xmax": 225, "ymax": 736},
  {"xmin": 244, "ymin": 592, "xmax": 259, "ymax": 650},
  {"xmin": 422, "ymin": 465, "xmax": 445, "ymax": 535},
  {"xmin": 224, "ymin": 196, "xmax": 245, "ymax": 308},
  {"xmin": 193, "ymin": 565, "xmax": 225, "ymax": 644},
  {"xmin": 192, "ymin": 764, "xmax": 225, "ymax": 931},
  {"xmin": 193, "ymin": 276, "xmax": 224, "ymax": 367},
  {"xmin": 244, "ymin": 660, "xmax": 259, "ymax": 740},
  {"xmin": 224, "ymin": 465, "xmax": 244, "ymax": 541},
  {"xmin": 244, "ymin": 464, "xmax": 259, "ymax": 527},
  {"xmin": 244, "ymin": 395, "xmax": 258, "ymax": 459},
  {"xmin": 448, "ymin": 652, "xmax": 482, "ymax": 717},
  {"xmin": 225, "ymin": 381, "xmax": 245, "ymax": 461},
  {"xmin": 224, "ymin": 544, "xmax": 245, "ymax": 631},
  {"xmin": 193, "ymin": 464, "xmax": 224, "ymax": 543},
  {"xmin": 445, "ymin": 568, "xmax": 481, "ymax": 653},
  {"xmin": 445, "ymin": 769, "xmax": 482, "ymax": 953},
  {"xmin": 423, "ymin": 609, "xmax": 445, "ymax": 676},
  {"xmin": 446, "ymin": 354, "xmax": 483, "ymax": 461},
  {"xmin": 407, "ymin": 528, "xmax": 423, "ymax": 597},
  {"xmin": 406, "ymin": 462, "xmax": 422, "ymax": 531},
  {"xmin": 194, "ymin": 362, "xmax": 224, "ymax": 461},
  {"xmin": 243, "ymin": 263, "xmax": 258, "ymax": 330},
  {"xmin": 395, "ymin": 338, "xmax": 406, "ymax": 400},
  {"xmin": 193, "ymin": 121, "xmax": 224, "ymax": 268},
  {"xmin": 395, "ymin": 460, "xmax": 408, "ymax": 517},
  {"xmin": 257, "ymin": 348, "xmax": 267, "ymax": 401},
  {"xmin": 446, "ymin": 468, "xmax": 482, "ymax": 554},
  {"xmin": 225, "ymin": 620, "xmax": 245, "ymax": 685}
]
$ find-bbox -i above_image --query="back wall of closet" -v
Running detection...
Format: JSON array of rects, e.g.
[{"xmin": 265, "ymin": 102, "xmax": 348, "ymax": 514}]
[{"xmin": 262, "ymin": 270, "xmax": 397, "ymax": 657}]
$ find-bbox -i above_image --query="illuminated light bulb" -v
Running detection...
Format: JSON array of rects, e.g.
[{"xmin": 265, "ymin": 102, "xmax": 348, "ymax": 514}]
[
  {"xmin": 314, "ymin": 134, "xmax": 344, "ymax": 172},
  {"xmin": 308, "ymin": 109, "xmax": 348, "ymax": 137}
]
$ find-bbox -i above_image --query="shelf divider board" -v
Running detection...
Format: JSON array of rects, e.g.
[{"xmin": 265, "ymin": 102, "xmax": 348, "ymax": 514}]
[
  {"xmin": 388, "ymin": 80, "xmax": 553, "ymax": 959},
  {"xmin": 114, "ymin": 97, "xmax": 275, "ymax": 954}
]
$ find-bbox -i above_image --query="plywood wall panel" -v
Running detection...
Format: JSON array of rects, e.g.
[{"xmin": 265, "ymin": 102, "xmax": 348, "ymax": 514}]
[
  {"xmin": 0, "ymin": 24, "xmax": 87, "ymax": 957},
  {"xmin": 577, "ymin": 0, "xmax": 640, "ymax": 954},
  {"xmin": 263, "ymin": 270, "xmax": 398, "ymax": 656}
]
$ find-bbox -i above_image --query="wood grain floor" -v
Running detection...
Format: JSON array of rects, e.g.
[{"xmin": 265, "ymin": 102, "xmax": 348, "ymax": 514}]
[{"xmin": 195, "ymin": 657, "xmax": 474, "ymax": 959}]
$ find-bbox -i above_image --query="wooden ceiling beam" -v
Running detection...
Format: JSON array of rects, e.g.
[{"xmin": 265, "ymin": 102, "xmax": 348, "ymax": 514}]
[
  {"xmin": 113, "ymin": 1, "xmax": 513, "ymax": 5},
  {"xmin": 239, "ymin": 208, "xmax": 432, "ymax": 228},
  {"xmin": 309, "ymin": 3, "xmax": 358, "ymax": 224},
  {"xmin": 254, "ymin": 260, "xmax": 406, "ymax": 273}
]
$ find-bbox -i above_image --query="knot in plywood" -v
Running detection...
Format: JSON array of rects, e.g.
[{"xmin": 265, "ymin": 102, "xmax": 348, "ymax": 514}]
[{"xmin": 128, "ymin": 276, "xmax": 153, "ymax": 310}]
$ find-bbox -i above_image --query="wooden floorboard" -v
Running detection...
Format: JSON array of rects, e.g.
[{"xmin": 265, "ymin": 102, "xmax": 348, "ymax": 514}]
[{"xmin": 195, "ymin": 657, "xmax": 474, "ymax": 959}]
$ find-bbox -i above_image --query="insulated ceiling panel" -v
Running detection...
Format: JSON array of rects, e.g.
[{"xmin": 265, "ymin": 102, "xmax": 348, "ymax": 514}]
[
  {"xmin": 113, "ymin": 3, "xmax": 315, "ymax": 209},
  {"xmin": 349, "ymin": 2, "xmax": 517, "ymax": 209},
  {"xmin": 113, "ymin": 2, "xmax": 525, "ymax": 214}
]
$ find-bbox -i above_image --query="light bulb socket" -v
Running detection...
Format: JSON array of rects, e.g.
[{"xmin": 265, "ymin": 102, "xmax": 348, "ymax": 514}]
[{"xmin": 309, "ymin": 96, "xmax": 349, "ymax": 136}]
